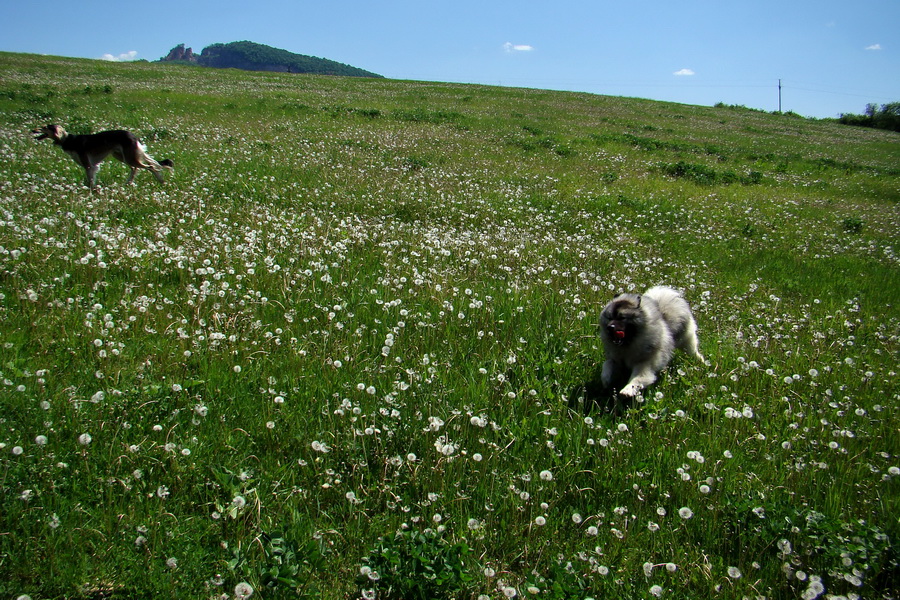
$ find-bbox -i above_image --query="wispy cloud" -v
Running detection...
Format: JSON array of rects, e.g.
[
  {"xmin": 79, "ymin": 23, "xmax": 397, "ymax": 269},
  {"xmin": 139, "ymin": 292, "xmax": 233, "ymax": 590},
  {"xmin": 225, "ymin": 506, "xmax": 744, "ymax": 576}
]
[
  {"xmin": 100, "ymin": 51, "xmax": 139, "ymax": 62},
  {"xmin": 865, "ymin": 44, "xmax": 882, "ymax": 51},
  {"xmin": 673, "ymin": 68, "xmax": 695, "ymax": 76},
  {"xmin": 503, "ymin": 42, "xmax": 534, "ymax": 53}
]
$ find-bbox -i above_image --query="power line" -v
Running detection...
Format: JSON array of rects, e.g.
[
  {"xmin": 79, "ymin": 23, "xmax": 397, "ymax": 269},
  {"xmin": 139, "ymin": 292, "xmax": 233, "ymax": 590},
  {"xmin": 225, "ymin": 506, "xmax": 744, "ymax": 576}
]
[
  {"xmin": 784, "ymin": 84, "xmax": 895, "ymax": 101},
  {"xmin": 786, "ymin": 80, "xmax": 897, "ymax": 98}
]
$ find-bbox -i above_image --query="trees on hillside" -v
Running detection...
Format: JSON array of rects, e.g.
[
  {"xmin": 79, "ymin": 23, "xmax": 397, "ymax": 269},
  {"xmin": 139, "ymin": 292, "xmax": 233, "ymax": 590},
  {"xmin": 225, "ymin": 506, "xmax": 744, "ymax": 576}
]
[
  {"xmin": 199, "ymin": 41, "xmax": 382, "ymax": 78},
  {"xmin": 158, "ymin": 41, "xmax": 382, "ymax": 78},
  {"xmin": 839, "ymin": 102, "xmax": 900, "ymax": 132}
]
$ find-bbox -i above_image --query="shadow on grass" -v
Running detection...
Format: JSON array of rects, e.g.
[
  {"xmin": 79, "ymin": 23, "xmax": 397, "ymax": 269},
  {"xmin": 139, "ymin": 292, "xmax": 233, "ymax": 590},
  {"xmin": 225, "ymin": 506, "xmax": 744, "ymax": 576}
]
[{"xmin": 568, "ymin": 366, "xmax": 635, "ymax": 416}]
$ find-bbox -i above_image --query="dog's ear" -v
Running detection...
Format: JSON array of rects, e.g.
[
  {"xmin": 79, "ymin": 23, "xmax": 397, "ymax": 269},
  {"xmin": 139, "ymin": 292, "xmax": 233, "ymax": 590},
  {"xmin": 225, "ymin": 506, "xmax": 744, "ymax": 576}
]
[{"xmin": 613, "ymin": 292, "xmax": 623, "ymax": 299}]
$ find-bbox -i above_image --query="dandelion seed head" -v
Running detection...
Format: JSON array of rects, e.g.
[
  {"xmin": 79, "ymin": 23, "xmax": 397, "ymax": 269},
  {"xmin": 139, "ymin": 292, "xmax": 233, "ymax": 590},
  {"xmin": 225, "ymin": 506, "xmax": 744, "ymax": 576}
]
[
  {"xmin": 311, "ymin": 440, "xmax": 331, "ymax": 453},
  {"xmin": 234, "ymin": 581, "xmax": 254, "ymax": 599}
]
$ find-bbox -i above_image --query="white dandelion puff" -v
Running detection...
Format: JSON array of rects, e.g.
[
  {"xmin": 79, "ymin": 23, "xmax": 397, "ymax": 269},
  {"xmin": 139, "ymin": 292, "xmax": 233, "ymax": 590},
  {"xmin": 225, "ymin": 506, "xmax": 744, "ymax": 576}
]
[
  {"xmin": 234, "ymin": 582, "xmax": 254, "ymax": 599},
  {"xmin": 311, "ymin": 441, "xmax": 331, "ymax": 453}
]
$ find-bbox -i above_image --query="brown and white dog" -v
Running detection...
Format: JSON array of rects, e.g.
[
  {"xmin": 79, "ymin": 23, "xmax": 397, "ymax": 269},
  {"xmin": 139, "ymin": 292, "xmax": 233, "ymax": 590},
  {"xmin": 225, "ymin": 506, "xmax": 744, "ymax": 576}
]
[{"xmin": 32, "ymin": 124, "xmax": 173, "ymax": 189}]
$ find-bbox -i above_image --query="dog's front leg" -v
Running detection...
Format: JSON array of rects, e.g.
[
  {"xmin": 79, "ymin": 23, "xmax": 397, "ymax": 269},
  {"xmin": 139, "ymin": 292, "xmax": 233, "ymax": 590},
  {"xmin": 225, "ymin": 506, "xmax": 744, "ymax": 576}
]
[
  {"xmin": 600, "ymin": 359, "xmax": 617, "ymax": 388},
  {"xmin": 619, "ymin": 367, "xmax": 658, "ymax": 397},
  {"xmin": 86, "ymin": 165, "xmax": 100, "ymax": 189},
  {"xmin": 78, "ymin": 153, "xmax": 101, "ymax": 189}
]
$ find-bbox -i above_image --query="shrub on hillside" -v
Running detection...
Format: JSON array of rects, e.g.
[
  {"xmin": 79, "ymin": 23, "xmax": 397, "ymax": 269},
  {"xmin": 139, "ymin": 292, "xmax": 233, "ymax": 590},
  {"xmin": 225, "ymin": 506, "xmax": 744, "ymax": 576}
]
[{"xmin": 839, "ymin": 102, "xmax": 900, "ymax": 132}]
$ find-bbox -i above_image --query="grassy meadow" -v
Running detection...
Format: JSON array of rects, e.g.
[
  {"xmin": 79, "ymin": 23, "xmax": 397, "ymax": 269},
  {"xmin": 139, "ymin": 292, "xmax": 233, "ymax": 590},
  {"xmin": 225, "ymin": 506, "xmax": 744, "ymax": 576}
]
[{"xmin": 0, "ymin": 52, "xmax": 898, "ymax": 599}]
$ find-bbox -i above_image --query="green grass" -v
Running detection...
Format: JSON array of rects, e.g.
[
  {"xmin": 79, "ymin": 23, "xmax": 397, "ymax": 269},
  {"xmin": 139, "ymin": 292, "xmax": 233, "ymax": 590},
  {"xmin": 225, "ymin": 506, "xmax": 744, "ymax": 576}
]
[{"xmin": 0, "ymin": 51, "xmax": 898, "ymax": 599}]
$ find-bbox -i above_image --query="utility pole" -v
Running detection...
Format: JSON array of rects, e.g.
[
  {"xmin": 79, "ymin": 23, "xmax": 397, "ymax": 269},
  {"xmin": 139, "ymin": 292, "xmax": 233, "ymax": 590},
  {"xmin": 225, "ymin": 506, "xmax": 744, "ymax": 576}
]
[{"xmin": 778, "ymin": 79, "xmax": 782, "ymax": 113}]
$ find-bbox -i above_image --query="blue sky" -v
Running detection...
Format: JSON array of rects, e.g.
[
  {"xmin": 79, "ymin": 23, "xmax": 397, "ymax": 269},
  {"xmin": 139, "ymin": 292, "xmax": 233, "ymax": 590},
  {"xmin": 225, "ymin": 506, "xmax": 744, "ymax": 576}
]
[{"xmin": 3, "ymin": 0, "xmax": 898, "ymax": 118}]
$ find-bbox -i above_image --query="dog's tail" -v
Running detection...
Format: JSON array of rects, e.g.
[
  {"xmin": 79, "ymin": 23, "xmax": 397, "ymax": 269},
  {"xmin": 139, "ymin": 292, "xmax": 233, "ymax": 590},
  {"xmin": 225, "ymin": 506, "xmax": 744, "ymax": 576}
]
[{"xmin": 135, "ymin": 143, "xmax": 174, "ymax": 181}]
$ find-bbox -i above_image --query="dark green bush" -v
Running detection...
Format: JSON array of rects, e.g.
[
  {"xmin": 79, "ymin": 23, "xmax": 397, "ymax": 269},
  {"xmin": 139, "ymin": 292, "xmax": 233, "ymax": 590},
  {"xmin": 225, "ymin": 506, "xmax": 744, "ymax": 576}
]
[
  {"xmin": 662, "ymin": 161, "xmax": 763, "ymax": 185},
  {"xmin": 838, "ymin": 102, "xmax": 900, "ymax": 132},
  {"xmin": 358, "ymin": 529, "xmax": 474, "ymax": 600}
]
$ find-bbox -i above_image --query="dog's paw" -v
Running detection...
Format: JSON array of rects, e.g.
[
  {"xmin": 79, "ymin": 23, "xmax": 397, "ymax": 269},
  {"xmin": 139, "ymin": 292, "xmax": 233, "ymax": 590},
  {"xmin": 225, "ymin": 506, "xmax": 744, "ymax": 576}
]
[{"xmin": 619, "ymin": 384, "xmax": 642, "ymax": 397}]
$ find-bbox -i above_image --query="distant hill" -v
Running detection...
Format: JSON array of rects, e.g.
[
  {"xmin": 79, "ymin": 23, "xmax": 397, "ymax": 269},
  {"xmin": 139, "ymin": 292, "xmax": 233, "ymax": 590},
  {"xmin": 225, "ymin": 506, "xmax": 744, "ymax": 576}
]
[{"xmin": 159, "ymin": 41, "xmax": 383, "ymax": 78}]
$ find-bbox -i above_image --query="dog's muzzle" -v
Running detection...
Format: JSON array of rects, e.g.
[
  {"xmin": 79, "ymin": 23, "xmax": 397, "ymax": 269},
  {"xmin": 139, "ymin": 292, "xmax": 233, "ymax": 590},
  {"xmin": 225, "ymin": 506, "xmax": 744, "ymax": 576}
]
[{"xmin": 607, "ymin": 324, "xmax": 626, "ymax": 345}]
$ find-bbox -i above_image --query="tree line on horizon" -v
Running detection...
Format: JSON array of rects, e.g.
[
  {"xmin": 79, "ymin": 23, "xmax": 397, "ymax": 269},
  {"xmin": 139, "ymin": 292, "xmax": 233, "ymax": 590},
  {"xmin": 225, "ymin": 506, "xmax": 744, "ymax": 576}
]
[
  {"xmin": 158, "ymin": 41, "xmax": 383, "ymax": 78},
  {"xmin": 838, "ymin": 102, "xmax": 900, "ymax": 132}
]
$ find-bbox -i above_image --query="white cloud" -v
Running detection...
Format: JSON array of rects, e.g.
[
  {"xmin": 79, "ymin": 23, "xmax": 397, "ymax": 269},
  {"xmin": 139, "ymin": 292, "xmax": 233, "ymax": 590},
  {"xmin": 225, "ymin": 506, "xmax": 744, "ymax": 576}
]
[
  {"xmin": 503, "ymin": 42, "xmax": 534, "ymax": 53},
  {"xmin": 865, "ymin": 44, "xmax": 882, "ymax": 51},
  {"xmin": 673, "ymin": 68, "xmax": 695, "ymax": 76},
  {"xmin": 100, "ymin": 51, "xmax": 139, "ymax": 62}
]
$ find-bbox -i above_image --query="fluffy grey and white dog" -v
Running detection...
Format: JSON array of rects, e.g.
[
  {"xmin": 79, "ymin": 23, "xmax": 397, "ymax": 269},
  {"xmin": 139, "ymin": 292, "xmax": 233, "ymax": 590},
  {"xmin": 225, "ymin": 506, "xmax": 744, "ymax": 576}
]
[{"xmin": 600, "ymin": 286, "xmax": 706, "ymax": 397}]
